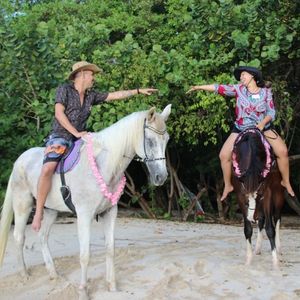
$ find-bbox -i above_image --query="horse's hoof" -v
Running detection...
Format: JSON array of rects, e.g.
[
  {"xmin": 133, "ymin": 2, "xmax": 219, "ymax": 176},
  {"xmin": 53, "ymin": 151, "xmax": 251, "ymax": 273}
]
[
  {"xmin": 108, "ymin": 283, "xmax": 117, "ymax": 292},
  {"xmin": 49, "ymin": 271, "xmax": 59, "ymax": 280},
  {"xmin": 78, "ymin": 287, "xmax": 89, "ymax": 300},
  {"xmin": 20, "ymin": 271, "xmax": 30, "ymax": 282}
]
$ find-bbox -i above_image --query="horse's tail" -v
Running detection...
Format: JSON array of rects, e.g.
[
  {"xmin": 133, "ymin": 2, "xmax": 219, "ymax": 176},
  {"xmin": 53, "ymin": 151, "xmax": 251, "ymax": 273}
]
[{"xmin": 0, "ymin": 173, "xmax": 14, "ymax": 266}]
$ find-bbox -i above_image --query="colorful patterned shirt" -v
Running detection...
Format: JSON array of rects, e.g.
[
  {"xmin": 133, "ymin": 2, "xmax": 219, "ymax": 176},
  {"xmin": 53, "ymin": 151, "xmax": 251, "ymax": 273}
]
[
  {"xmin": 50, "ymin": 83, "xmax": 108, "ymax": 141},
  {"xmin": 214, "ymin": 83, "xmax": 275, "ymax": 131}
]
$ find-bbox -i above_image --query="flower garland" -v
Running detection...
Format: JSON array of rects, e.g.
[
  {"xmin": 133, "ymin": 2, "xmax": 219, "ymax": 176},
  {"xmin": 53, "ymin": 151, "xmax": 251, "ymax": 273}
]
[
  {"xmin": 86, "ymin": 133, "xmax": 126, "ymax": 205},
  {"xmin": 261, "ymin": 136, "xmax": 272, "ymax": 178}
]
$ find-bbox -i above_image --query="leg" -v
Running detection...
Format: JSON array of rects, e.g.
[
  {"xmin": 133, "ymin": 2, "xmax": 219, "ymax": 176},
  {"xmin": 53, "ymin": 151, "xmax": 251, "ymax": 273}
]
[
  {"xmin": 275, "ymin": 219, "xmax": 281, "ymax": 256},
  {"xmin": 272, "ymin": 190, "xmax": 284, "ymax": 255},
  {"xmin": 102, "ymin": 206, "xmax": 118, "ymax": 291},
  {"xmin": 265, "ymin": 130, "xmax": 295, "ymax": 197},
  {"xmin": 32, "ymin": 161, "xmax": 58, "ymax": 232},
  {"xmin": 77, "ymin": 212, "xmax": 93, "ymax": 290},
  {"xmin": 265, "ymin": 215, "xmax": 279, "ymax": 269},
  {"xmin": 39, "ymin": 209, "xmax": 58, "ymax": 279},
  {"xmin": 255, "ymin": 215, "xmax": 265, "ymax": 255},
  {"xmin": 13, "ymin": 191, "xmax": 33, "ymax": 277},
  {"xmin": 219, "ymin": 133, "xmax": 239, "ymax": 201},
  {"xmin": 244, "ymin": 217, "xmax": 253, "ymax": 265}
]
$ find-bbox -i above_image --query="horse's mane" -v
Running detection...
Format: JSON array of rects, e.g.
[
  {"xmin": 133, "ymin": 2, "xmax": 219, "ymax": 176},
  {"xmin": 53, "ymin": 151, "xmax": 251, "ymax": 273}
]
[
  {"xmin": 92, "ymin": 110, "xmax": 147, "ymax": 176},
  {"xmin": 233, "ymin": 130, "xmax": 267, "ymax": 193}
]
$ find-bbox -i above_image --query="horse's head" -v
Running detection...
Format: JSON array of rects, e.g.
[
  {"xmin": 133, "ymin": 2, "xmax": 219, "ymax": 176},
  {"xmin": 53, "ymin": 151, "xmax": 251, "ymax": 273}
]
[
  {"xmin": 232, "ymin": 127, "xmax": 273, "ymax": 195},
  {"xmin": 136, "ymin": 104, "xmax": 171, "ymax": 186}
]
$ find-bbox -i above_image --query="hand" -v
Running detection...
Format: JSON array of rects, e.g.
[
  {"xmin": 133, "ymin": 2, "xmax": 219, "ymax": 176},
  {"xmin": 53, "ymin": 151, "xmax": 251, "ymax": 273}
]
[
  {"xmin": 186, "ymin": 86, "xmax": 200, "ymax": 94},
  {"xmin": 256, "ymin": 123, "xmax": 264, "ymax": 131},
  {"xmin": 75, "ymin": 131, "xmax": 88, "ymax": 138},
  {"xmin": 138, "ymin": 88, "xmax": 158, "ymax": 95}
]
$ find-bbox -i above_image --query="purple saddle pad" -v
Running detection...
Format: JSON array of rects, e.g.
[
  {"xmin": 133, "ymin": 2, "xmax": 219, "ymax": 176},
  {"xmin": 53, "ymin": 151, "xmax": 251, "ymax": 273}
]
[{"xmin": 55, "ymin": 139, "xmax": 83, "ymax": 174}]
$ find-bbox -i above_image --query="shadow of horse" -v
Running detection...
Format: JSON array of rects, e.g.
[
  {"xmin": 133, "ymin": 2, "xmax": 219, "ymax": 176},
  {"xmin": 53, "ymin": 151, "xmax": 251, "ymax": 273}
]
[{"xmin": 231, "ymin": 127, "xmax": 284, "ymax": 269}]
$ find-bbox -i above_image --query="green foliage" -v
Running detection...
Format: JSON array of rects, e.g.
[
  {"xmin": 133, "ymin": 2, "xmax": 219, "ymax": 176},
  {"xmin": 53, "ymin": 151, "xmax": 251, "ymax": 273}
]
[
  {"xmin": 163, "ymin": 212, "xmax": 171, "ymax": 220},
  {"xmin": 178, "ymin": 194, "xmax": 189, "ymax": 210},
  {"xmin": 195, "ymin": 215, "xmax": 205, "ymax": 223},
  {"xmin": 0, "ymin": 0, "xmax": 299, "ymax": 214}
]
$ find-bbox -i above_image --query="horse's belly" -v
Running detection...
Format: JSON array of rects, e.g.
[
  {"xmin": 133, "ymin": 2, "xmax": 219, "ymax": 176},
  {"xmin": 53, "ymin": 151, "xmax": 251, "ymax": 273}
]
[{"xmin": 46, "ymin": 176, "xmax": 113, "ymax": 214}]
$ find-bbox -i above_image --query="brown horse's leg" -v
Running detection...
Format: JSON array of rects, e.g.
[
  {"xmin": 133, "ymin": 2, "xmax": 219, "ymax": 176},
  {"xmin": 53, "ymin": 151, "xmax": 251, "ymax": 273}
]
[
  {"xmin": 273, "ymin": 189, "xmax": 285, "ymax": 255},
  {"xmin": 261, "ymin": 187, "xmax": 279, "ymax": 268},
  {"xmin": 269, "ymin": 170, "xmax": 285, "ymax": 256},
  {"xmin": 265, "ymin": 215, "xmax": 279, "ymax": 269},
  {"xmin": 255, "ymin": 215, "xmax": 265, "ymax": 255},
  {"xmin": 243, "ymin": 216, "xmax": 253, "ymax": 265}
]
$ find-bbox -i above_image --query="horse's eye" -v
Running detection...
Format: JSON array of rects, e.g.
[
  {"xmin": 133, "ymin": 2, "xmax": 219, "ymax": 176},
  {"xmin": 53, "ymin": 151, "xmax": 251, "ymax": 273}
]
[{"xmin": 147, "ymin": 139, "xmax": 154, "ymax": 147}]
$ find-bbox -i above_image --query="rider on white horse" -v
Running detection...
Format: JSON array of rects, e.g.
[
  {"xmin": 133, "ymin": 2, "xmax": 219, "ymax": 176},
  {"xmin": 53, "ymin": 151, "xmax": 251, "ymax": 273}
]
[{"xmin": 32, "ymin": 61, "xmax": 158, "ymax": 231}]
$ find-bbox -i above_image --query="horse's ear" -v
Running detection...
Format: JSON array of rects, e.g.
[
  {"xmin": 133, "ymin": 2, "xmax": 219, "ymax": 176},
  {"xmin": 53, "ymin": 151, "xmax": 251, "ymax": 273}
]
[
  {"xmin": 161, "ymin": 104, "xmax": 172, "ymax": 121},
  {"xmin": 147, "ymin": 107, "xmax": 156, "ymax": 122}
]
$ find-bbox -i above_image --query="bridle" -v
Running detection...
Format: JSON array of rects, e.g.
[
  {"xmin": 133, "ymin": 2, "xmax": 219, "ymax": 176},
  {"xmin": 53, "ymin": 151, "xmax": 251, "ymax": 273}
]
[{"xmin": 124, "ymin": 118, "xmax": 167, "ymax": 163}]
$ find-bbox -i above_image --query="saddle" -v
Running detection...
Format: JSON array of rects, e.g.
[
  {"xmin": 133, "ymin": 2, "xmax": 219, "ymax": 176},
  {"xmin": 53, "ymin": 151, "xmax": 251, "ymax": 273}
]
[
  {"xmin": 56, "ymin": 139, "xmax": 83, "ymax": 215},
  {"xmin": 55, "ymin": 139, "xmax": 83, "ymax": 174}
]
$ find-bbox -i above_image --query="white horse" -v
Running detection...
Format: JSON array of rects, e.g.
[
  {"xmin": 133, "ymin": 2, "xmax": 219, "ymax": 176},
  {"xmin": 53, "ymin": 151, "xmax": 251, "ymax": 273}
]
[{"xmin": 0, "ymin": 104, "xmax": 171, "ymax": 294}]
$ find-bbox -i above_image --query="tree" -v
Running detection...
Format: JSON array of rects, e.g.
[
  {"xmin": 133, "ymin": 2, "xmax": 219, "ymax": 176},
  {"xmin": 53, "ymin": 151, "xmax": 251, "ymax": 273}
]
[{"xmin": 1, "ymin": 0, "xmax": 299, "ymax": 218}]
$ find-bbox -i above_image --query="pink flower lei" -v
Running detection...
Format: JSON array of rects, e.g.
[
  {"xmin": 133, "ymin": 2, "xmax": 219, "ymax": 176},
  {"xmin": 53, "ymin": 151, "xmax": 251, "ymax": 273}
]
[
  {"xmin": 232, "ymin": 128, "xmax": 272, "ymax": 178},
  {"xmin": 86, "ymin": 133, "xmax": 126, "ymax": 205}
]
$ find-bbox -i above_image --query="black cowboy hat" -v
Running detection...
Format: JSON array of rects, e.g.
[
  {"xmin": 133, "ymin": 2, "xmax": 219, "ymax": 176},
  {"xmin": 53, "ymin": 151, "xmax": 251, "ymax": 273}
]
[{"xmin": 234, "ymin": 66, "xmax": 264, "ymax": 86}]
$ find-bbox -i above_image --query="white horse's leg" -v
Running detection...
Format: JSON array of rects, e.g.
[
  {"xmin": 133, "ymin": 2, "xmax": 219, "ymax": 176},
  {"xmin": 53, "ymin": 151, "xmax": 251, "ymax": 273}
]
[
  {"xmin": 13, "ymin": 193, "xmax": 33, "ymax": 277},
  {"xmin": 39, "ymin": 208, "xmax": 58, "ymax": 279},
  {"xmin": 77, "ymin": 212, "xmax": 93, "ymax": 290},
  {"xmin": 102, "ymin": 205, "xmax": 118, "ymax": 291}
]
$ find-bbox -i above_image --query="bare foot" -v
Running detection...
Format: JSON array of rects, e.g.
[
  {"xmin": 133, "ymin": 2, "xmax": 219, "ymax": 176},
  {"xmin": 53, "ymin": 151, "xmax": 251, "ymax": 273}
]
[
  {"xmin": 221, "ymin": 185, "xmax": 234, "ymax": 201},
  {"xmin": 281, "ymin": 181, "xmax": 295, "ymax": 197},
  {"xmin": 31, "ymin": 213, "xmax": 43, "ymax": 232}
]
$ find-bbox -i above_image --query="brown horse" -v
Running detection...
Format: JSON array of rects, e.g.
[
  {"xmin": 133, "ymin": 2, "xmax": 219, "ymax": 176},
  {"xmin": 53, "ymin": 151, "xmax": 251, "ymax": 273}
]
[{"xmin": 232, "ymin": 127, "xmax": 285, "ymax": 268}]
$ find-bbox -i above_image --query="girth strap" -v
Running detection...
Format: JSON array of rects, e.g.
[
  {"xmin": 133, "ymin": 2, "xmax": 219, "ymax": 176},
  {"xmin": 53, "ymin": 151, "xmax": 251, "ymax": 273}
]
[{"xmin": 60, "ymin": 155, "xmax": 76, "ymax": 215}]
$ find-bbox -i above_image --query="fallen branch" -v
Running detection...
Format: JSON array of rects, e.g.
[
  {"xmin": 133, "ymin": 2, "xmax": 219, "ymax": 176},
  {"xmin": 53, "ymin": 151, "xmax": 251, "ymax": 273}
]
[{"xmin": 183, "ymin": 188, "xmax": 206, "ymax": 221}]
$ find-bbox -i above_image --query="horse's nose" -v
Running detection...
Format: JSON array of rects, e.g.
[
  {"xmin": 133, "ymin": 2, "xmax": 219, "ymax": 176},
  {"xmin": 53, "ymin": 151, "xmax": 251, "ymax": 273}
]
[
  {"xmin": 156, "ymin": 174, "xmax": 161, "ymax": 182},
  {"xmin": 155, "ymin": 173, "xmax": 167, "ymax": 185}
]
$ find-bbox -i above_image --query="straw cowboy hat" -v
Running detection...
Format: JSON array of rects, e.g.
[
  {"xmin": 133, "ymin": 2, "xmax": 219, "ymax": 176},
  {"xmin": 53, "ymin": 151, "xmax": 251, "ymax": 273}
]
[
  {"xmin": 68, "ymin": 61, "xmax": 102, "ymax": 80},
  {"xmin": 234, "ymin": 66, "xmax": 264, "ymax": 86}
]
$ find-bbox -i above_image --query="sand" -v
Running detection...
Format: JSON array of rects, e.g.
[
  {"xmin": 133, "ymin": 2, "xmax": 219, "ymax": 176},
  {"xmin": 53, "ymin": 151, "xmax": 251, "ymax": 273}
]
[{"xmin": 0, "ymin": 216, "xmax": 299, "ymax": 300}]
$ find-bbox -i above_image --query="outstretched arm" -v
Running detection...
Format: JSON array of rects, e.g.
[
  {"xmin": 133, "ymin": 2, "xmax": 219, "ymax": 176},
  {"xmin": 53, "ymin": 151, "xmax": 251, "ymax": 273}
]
[
  {"xmin": 186, "ymin": 84, "xmax": 215, "ymax": 94},
  {"xmin": 106, "ymin": 88, "xmax": 158, "ymax": 101}
]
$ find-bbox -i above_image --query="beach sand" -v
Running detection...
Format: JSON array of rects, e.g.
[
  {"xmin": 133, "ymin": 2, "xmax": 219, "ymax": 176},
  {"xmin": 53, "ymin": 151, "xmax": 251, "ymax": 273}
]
[{"xmin": 0, "ymin": 216, "xmax": 299, "ymax": 300}]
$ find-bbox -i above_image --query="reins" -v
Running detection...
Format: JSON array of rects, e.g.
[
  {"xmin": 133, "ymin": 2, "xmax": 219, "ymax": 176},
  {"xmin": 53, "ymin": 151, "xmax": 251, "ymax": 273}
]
[{"xmin": 263, "ymin": 128, "xmax": 279, "ymax": 140}]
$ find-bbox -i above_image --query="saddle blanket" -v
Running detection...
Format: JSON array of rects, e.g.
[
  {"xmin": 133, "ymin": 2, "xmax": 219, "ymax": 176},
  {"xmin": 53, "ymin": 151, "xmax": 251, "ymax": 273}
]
[{"xmin": 55, "ymin": 139, "xmax": 83, "ymax": 174}]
